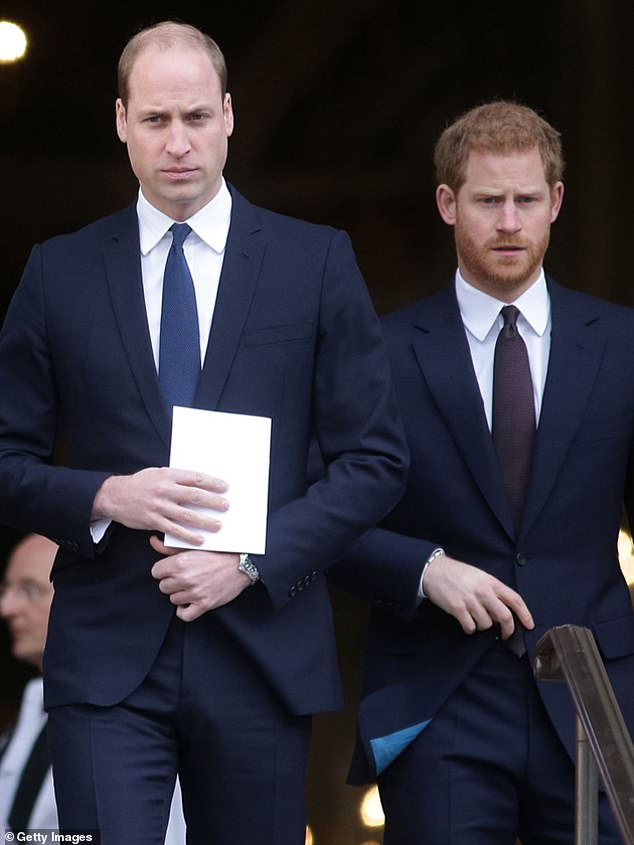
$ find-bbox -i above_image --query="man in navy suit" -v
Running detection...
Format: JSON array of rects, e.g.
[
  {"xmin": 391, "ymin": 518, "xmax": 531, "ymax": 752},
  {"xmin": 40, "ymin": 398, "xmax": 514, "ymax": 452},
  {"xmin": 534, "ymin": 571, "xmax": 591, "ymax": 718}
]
[
  {"xmin": 0, "ymin": 21, "xmax": 408, "ymax": 845},
  {"xmin": 331, "ymin": 101, "xmax": 634, "ymax": 844}
]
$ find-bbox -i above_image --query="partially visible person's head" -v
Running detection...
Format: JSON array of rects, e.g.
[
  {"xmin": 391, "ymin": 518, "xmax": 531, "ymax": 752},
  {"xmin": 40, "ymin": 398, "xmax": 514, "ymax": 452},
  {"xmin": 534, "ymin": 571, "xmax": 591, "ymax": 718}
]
[
  {"xmin": 115, "ymin": 20, "xmax": 234, "ymax": 221},
  {"xmin": 117, "ymin": 21, "xmax": 228, "ymax": 109},
  {"xmin": 0, "ymin": 534, "xmax": 57, "ymax": 670},
  {"xmin": 434, "ymin": 101, "xmax": 564, "ymax": 193}
]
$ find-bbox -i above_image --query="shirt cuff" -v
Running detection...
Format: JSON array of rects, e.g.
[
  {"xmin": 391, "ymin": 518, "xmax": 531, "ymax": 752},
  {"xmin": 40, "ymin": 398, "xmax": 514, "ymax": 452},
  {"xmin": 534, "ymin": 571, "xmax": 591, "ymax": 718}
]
[
  {"xmin": 417, "ymin": 547, "xmax": 445, "ymax": 601},
  {"xmin": 90, "ymin": 518, "xmax": 111, "ymax": 544}
]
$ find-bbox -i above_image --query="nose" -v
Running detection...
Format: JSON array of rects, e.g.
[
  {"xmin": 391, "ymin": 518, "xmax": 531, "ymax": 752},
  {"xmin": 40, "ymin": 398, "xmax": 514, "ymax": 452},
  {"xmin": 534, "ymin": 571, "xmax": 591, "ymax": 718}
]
[
  {"xmin": 165, "ymin": 121, "xmax": 191, "ymax": 157},
  {"xmin": 496, "ymin": 199, "xmax": 521, "ymax": 233}
]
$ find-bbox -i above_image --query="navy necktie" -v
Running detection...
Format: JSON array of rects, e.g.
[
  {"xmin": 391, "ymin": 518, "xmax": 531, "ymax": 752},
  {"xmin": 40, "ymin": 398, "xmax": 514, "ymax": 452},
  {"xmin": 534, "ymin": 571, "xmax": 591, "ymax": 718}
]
[
  {"xmin": 492, "ymin": 305, "xmax": 536, "ymax": 533},
  {"xmin": 158, "ymin": 223, "xmax": 201, "ymax": 410}
]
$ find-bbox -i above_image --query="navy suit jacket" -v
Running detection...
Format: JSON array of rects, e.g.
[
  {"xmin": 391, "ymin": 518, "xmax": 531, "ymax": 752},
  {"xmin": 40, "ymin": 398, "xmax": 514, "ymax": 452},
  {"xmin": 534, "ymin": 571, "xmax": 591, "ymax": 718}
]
[
  {"xmin": 0, "ymin": 185, "xmax": 408, "ymax": 716},
  {"xmin": 331, "ymin": 279, "xmax": 634, "ymax": 782}
]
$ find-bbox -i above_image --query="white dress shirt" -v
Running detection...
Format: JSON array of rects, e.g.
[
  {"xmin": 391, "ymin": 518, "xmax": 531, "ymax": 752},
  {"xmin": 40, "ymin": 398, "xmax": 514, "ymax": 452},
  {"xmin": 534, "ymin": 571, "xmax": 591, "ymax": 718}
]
[
  {"xmin": 137, "ymin": 178, "xmax": 233, "ymax": 369},
  {"xmin": 455, "ymin": 269, "xmax": 551, "ymax": 426},
  {"xmin": 91, "ymin": 181, "xmax": 233, "ymax": 544},
  {"xmin": 0, "ymin": 678, "xmax": 54, "ymax": 829},
  {"xmin": 419, "ymin": 270, "xmax": 551, "ymax": 598}
]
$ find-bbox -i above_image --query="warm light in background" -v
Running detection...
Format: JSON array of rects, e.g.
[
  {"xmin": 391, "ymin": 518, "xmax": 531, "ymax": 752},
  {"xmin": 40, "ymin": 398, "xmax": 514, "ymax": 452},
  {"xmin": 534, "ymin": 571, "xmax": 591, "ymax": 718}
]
[
  {"xmin": 0, "ymin": 20, "xmax": 27, "ymax": 63},
  {"xmin": 359, "ymin": 784, "xmax": 385, "ymax": 828},
  {"xmin": 618, "ymin": 528, "xmax": 634, "ymax": 586},
  {"xmin": 305, "ymin": 825, "xmax": 314, "ymax": 845}
]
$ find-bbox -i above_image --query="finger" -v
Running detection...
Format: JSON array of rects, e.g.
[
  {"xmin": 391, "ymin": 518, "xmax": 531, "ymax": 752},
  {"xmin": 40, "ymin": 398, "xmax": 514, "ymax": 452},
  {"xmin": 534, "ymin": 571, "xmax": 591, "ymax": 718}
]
[
  {"xmin": 148, "ymin": 517, "xmax": 214, "ymax": 548},
  {"xmin": 492, "ymin": 605, "xmax": 516, "ymax": 640},
  {"xmin": 171, "ymin": 506, "xmax": 226, "ymax": 533},
  {"xmin": 177, "ymin": 488, "xmax": 231, "ymax": 514},
  {"xmin": 496, "ymin": 588, "xmax": 535, "ymax": 631},
  {"xmin": 155, "ymin": 575, "xmax": 181, "ymax": 594},
  {"xmin": 172, "ymin": 470, "xmax": 229, "ymax": 494},
  {"xmin": 457, "ymin": 609, "xmax": 478, "ymax": 635},
  {"xmin": 465, "ymin": 603, "xmax": 496, "ymax": 633},
  {"xmin": 168, "ymin": 589, "xmax": 194, "ymax": 606},
  {"xmin": 513, "ymin": 603, "xmax": 535, "ymax": 630},
  {"xmin": 149, "ymin": 535, "xmax": 179, "ymax": 557},
  {"xmin": 177, "ymin": 602, "xmax": 205, "ymax": 622}
]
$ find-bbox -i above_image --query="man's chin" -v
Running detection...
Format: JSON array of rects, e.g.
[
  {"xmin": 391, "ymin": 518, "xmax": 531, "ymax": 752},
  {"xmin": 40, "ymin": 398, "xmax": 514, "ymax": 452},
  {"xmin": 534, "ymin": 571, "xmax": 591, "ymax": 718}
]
[
  {"xmin": 484, "ymin": 256, "xmax": 541, "ymax": 289},
  {"xmin": 12, "ymin": 644, "xmax": 34, "ymax": 663}
]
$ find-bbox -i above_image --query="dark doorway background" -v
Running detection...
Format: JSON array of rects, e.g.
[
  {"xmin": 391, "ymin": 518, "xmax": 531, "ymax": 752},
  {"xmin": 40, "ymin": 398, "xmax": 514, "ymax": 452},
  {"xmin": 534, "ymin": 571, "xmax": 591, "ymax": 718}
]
[{"xmin": 1, "ymin": 2, "xmax": 632, "ymax": 842}]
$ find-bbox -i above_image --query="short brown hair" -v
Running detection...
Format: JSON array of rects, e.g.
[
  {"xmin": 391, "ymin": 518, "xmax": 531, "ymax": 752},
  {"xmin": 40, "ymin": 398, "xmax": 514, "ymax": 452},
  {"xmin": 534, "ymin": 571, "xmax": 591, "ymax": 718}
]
[
  {"xmin": 117, "ymin": 21, "xmax": 228, "ymax": 109},
  {"xmin": 434, "ymin": 101, "xmax": 564, "ymax": 191}
]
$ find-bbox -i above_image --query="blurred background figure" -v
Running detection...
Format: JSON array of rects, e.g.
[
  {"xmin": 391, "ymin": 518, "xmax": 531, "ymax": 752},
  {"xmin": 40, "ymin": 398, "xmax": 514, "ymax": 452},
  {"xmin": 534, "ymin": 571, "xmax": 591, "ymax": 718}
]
[
  {"xmin": 0, "ymin": 533, "xmax": 56, "ymax": 829},
  {"xmin": 0, "ymin": 533, "xmax": 186, "ymax": 841}
]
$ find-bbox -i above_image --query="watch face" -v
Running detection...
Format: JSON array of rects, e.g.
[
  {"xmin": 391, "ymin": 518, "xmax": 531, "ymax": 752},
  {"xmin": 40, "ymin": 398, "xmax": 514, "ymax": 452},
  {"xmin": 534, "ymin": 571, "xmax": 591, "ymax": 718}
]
[{"xmin": 239, "ymin": 555, "xmax": 260, "ymax": 584}]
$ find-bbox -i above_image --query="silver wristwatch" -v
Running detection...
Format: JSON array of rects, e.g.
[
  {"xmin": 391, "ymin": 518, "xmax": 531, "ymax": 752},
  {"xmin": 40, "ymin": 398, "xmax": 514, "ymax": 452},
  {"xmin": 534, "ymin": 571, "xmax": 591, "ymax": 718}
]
[{"xmin": 238, "ymin": 553, "xmax": 260, "ymax": 585}]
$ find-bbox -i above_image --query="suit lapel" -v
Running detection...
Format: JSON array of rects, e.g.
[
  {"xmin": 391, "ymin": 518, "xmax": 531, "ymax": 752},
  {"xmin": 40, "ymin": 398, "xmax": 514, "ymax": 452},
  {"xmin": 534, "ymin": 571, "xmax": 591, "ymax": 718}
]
[
  {"xmin": 101, "ymin": 190, "xmax": 265, "ymax": 447},
  {"xmin": 520, "ymin": 280, "xmax": 606, "ymax": 540},
  {"xmin": 102, "ymin": 205, "xmax": 171, "ymax": 446},
  {"xmin": 195, "ymin": 187, "xmax": 265, "ymax": 410},
  {"xmin": 411, "ymin": 286, "xmax": 514, "ymax": 536}
]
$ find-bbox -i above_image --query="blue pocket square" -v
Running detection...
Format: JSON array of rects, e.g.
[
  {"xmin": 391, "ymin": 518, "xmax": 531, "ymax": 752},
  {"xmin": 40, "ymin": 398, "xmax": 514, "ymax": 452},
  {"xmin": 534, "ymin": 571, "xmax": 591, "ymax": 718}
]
[{"xmin": 370, "ymin": 719, "xmax": 431, "ymax": 774}]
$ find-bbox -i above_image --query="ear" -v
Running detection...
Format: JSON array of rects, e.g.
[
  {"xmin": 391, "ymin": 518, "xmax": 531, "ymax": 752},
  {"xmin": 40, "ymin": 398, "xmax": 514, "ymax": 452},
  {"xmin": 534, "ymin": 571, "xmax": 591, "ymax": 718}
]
[
  {"xmin": 115, "ymin": 98, "xmax": 127, "ymax": 143},
  {"xmin": 549, "ymin": 181, "xmax": 564, "ymax": 223},
  {"xmin": 223, "ymin": 93, "xmax": 234, "ymax": 137},
  {"xmin": 436, "ymin": 184, "xmax": 457, "ymax": 225}
]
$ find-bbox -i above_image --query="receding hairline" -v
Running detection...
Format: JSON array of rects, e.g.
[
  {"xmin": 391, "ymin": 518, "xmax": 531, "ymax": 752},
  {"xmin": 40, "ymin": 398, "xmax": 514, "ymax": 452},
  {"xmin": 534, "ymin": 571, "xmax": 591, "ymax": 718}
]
[{"xmin": 117, "ymin": 21, "xmax": 228, "ymax": 107}]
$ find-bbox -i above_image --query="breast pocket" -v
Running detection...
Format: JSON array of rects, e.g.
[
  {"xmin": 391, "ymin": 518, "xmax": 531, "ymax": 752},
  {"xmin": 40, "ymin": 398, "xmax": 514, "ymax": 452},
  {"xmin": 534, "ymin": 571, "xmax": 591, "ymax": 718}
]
[{"xmin": 243, "ymin": 321, "xmax": 315, "ymax": 347}]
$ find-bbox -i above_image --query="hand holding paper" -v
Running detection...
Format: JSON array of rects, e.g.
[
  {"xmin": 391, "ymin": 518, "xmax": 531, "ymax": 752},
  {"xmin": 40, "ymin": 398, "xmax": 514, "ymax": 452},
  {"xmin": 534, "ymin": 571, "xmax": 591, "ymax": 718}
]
[
  {"xmin": 91, "ymin": 466, "xmax": 230, "ymax": 546},
  {"xmin": 165, "ymin": 407, "xmax": 271, "ymax": 554}
]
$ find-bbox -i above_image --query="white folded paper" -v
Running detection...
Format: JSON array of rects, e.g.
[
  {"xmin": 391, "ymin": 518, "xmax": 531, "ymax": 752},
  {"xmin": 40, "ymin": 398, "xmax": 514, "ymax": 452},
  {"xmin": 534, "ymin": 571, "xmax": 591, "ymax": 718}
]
[{"xmin": 164, "ymin": 406, "xmax": 271, "ymax": 554}]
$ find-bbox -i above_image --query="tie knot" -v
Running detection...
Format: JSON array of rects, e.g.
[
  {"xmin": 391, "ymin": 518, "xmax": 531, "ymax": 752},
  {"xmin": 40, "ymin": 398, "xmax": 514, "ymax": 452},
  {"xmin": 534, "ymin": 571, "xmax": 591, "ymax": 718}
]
[
  {"xmin": 170, "ymin": 223, "xmax": 192, "ymax": 249},
  {"xmin": 500, "ymin": 304, "xmax": 520, "ymax": 329}
]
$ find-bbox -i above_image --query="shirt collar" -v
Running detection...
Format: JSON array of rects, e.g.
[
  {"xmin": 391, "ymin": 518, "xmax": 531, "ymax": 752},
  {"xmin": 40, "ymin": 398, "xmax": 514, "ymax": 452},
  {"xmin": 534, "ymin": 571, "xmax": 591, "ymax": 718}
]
[
  {"xmin": 137, "ymin": 178, "xmax": 233, "ymax": 256},
  {"xmin": 455, "ymin": 268, "xmax": 550, "ymax": 341}
]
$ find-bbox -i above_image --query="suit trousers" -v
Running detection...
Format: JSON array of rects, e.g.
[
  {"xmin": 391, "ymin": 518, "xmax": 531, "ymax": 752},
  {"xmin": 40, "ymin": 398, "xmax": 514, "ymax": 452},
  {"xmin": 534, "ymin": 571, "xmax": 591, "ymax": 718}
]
[
  {"xmin": 47, "ymin": 613, "xmax": 311, "ymax": 845},
  {"xmin": 377, "ymin": 641, "xmax": 621, "ymax": 845}
]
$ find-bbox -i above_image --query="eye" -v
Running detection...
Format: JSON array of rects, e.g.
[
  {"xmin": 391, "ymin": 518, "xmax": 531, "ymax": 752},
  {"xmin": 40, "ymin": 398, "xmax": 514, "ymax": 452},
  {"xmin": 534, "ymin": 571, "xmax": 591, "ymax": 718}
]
[{"xmin": 0, "ymin": 581, "xmax": 48, "ymax": 602}]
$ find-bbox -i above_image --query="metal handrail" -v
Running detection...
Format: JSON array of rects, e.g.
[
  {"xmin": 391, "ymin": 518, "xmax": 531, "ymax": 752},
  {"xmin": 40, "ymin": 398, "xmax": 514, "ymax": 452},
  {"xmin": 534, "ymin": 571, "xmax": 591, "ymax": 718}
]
[{"xmin": 534, "ymin": 625, "xmax": 634, "ymax": 845}]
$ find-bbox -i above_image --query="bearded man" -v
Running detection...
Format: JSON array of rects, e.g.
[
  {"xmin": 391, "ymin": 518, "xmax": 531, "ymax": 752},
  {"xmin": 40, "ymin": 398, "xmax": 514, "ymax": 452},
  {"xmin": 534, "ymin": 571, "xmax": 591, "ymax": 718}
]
[{"xmin": 331, "ymin": 100, "xmax": 634, "ymax": 845}]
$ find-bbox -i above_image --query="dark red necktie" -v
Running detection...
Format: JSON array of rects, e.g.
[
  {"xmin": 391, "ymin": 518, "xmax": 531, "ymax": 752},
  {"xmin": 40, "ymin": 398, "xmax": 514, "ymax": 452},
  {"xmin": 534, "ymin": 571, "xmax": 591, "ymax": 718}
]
[{"xmin": 492, "ymin": 305, "xmax": 536, "ymax": 534}]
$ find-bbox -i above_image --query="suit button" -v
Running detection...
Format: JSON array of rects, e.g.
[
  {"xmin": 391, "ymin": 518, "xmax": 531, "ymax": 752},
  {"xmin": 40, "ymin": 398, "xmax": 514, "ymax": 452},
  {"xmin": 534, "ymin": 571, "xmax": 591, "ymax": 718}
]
[
  {"xmin": 303, "ymin": 575, "xmax": 311, "ymax": 587},
  {"xmin": 289, "ymin": 586, "xmax": 297, "ymax": 598},
  {"xmin": 515, "ymin": 553, "xmax": 527, "ymax": 567}
]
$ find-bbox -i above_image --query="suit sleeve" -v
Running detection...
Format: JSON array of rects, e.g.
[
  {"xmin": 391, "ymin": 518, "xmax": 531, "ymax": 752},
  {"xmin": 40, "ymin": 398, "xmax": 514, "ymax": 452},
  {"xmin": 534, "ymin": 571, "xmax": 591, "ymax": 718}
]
[
  {"xmin": 256, "ymin": 230, "xmax": 409, "ymax": 610},
  {"xmin": 0, "ymin": 245, "xmax": 109, "ymax": 556},
  {"xmin": 328, "ymin": 525, "xmax": 440, "ymax": 621}
]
